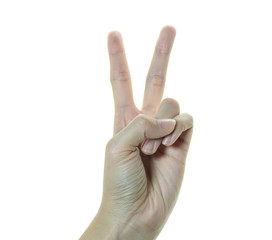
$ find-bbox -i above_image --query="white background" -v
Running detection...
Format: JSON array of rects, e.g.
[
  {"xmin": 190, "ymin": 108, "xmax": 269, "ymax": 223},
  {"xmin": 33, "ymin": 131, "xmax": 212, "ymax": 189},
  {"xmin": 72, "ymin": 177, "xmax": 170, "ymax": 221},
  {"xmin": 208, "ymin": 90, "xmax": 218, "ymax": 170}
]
[{"xmin": 0, "ymin": 0, "xmax": 272, "ymax": 239}]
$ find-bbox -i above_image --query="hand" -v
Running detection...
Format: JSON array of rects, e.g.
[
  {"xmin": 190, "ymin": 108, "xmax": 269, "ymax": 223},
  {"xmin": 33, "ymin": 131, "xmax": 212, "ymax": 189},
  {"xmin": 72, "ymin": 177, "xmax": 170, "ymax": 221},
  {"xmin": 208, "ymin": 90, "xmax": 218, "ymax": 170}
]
[{"xmin": 80, "ymin": 26, "xmax": 194, "ymax": 240}]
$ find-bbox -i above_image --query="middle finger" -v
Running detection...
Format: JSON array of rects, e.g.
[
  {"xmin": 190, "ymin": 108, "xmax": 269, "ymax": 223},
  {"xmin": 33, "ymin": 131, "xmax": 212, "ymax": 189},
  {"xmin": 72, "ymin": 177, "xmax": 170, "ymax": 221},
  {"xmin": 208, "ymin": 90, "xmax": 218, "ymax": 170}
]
[{"xmin": 141, "ymin": 26, "xmax": 176, "ymax": 117}]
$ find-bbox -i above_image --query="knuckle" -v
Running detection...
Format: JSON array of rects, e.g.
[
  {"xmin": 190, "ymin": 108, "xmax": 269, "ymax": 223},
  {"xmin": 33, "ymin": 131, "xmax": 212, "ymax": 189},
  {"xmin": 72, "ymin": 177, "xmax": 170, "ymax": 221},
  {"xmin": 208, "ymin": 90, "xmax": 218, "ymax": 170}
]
[
  {"xmin": 162, "ymin": 98, "xmax": 180, "ymax": 113},
  {"xmin": 147, "ymin": 74, "xmax": 165, "ymax": 87},
  {"xmin": 105, "ymin": 138, "xmax": 116, "ymax": 153},
  {"xmin": 134, "ymin": 114, "xmax": 149, "ymax": 128},
  {"xmin": 109, "ymin": 49, "xmax": 124, "ymax": 56},
  {"xmin": 133, "ymin": 114, "xmax": 154, "ymax": 133},
  {"xmin": 111, "ymin": 71, "xmax": 131, "ymax": 82},
  {"xmin": 183, "ymin": 113, "xmax": 194, "ymax": 126},
  {"xmin": 156, "ymin": 44, "xmax": 170, "ymax": 55}
]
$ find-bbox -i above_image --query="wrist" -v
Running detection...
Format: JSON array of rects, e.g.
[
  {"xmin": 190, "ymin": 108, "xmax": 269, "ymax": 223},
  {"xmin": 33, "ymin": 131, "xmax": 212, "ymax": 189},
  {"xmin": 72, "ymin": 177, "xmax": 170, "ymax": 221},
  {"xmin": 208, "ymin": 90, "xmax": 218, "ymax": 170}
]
[
  {"xmin": 79, "ymin": 209, "xmax": 118, "ymax": 240},
  {"xmin": 79, "ymin": 206, "xmax": 158, "ymax": 240}
]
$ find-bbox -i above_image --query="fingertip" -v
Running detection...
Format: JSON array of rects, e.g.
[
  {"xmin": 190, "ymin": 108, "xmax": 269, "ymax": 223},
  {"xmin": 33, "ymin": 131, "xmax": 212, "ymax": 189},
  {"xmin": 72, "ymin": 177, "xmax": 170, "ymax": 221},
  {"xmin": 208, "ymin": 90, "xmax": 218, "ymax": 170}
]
[
  {"xmin": 162, "ymin": 134, "xmax": 173, "ymax": 146},
  {"xmin": 161, "ymin": 25, "xmax": 176, "ymax": 37},
  {"xmin": 141, "ymin": 139, "xmax": 155, "ymax": 155},
  {"xmin": 107, "ymin": 30, "xmax": 124, "ymax": 54},
  {"xmin": 108, "ymin": 30, "xmax": 121, "ymax": 40},
  {"xmin": 142, "ymin": 139, "xmax": 162, "ymax": 155}
]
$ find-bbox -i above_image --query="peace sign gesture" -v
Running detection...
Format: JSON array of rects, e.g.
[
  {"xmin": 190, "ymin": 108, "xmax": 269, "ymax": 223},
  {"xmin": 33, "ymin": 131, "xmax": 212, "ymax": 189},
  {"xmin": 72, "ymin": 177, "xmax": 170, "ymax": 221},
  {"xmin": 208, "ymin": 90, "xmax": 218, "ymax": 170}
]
[
  {"xmin": 81, "ymin": 26, "xmax": 194, "ymax": 240},
  {"xmin": 109, "ymin": 25, "xmax": 177, "ymax": 135}
]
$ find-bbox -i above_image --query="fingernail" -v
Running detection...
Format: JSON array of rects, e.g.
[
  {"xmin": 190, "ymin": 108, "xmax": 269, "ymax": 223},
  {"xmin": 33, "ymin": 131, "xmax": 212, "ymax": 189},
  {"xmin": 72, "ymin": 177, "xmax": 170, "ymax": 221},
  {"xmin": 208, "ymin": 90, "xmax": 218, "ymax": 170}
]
[
  {"xmin": 162, "ymin": 134, "xmax": 172, "ymax": 146},
  {"xmin": 158, "ymin": 119, "xmax": 176, "ymax": 129},
  {"xmin": 142, "ymin": 139, "xmax": 155, "ymax": 154}
]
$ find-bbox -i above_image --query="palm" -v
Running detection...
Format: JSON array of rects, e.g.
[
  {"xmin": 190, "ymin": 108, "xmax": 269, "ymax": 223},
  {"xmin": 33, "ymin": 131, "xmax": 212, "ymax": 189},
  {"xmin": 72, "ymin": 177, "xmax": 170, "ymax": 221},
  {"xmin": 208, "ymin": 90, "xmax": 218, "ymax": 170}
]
[
  {"xmin": 139, "ymin": 134, "xmax": 191, "ymax": 227},
  {"xmin": 107, "ymin": 26, "xmax": 193, "ymax": 229}
]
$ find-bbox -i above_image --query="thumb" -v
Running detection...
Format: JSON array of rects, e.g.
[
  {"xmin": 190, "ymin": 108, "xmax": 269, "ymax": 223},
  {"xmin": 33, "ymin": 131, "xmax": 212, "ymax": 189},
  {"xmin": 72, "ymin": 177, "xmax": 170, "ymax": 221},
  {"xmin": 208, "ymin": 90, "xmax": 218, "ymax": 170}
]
[{"xmin": 112, "ymin": 113, "xmax": 176, "ymax": 149}]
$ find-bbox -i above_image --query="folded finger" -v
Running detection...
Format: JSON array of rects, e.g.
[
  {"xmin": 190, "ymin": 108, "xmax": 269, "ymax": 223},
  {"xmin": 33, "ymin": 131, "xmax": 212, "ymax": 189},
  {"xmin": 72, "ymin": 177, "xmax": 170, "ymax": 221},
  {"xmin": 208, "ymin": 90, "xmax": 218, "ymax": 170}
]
[
  {"xmin": 162, "ymin": 113, "xmax": 194, "ymax": 146},
  {"xmin": 141, "ymin": 98, "xmax": 180, "ymax": 155}
]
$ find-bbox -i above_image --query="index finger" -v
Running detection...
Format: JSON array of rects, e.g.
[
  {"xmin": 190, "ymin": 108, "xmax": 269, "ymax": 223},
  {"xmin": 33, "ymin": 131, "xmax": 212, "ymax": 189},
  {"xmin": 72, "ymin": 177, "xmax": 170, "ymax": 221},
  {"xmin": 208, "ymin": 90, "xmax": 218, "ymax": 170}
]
[{"xmin": 108, "ymin": 31, "xmax": 134, "ymax": 111}]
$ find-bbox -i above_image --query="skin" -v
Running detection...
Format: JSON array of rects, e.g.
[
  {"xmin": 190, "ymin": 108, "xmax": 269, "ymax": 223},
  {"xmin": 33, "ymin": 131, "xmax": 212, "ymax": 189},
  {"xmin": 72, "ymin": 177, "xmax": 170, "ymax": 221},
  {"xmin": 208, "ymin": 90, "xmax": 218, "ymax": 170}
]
[{"xmin": 80, "ymin": 25, "xmax": 194, "ymax": 240}]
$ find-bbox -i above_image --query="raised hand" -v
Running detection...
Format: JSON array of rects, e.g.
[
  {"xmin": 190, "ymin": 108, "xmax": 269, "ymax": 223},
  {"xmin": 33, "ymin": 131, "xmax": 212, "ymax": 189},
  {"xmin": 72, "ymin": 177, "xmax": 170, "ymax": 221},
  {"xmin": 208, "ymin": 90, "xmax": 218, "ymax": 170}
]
[{"xmin": 80, "ymin": 26, "xmax": 194, "ymax": 240}]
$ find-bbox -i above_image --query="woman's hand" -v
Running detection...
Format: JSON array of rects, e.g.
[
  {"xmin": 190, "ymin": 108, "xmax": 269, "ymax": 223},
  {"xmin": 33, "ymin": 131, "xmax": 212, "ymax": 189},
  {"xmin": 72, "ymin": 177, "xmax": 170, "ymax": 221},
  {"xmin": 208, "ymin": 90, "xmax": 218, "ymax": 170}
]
[{"xmin": 80, "ymin": 25, "xmax": 193, "ymax": 240}]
